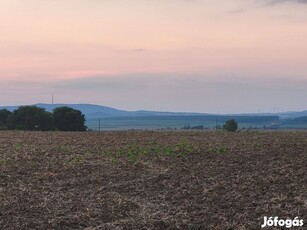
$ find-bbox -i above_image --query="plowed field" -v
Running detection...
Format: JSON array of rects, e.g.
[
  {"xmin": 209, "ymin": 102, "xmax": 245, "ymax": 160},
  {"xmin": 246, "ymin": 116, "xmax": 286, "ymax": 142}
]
[{"xmin": 0, "ymin": 131, "xmax": 306, "ymax": 229}]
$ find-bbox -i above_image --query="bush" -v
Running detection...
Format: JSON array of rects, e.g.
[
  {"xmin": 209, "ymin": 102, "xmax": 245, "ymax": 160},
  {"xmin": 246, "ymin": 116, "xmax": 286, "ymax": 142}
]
[
  {"xmin": 0, "ymin": 109, "xmax": 12, "ymax": 130},
  {"xmin": 53, "ymin": 107, "xmax": 87, "ymax": 131},
  {"xmin": 223, "ymin": 119, "xmax": 238, "ymax": 132},
  {"xmin": 7, "ymin": 106, "xmax": 55, "ymax": 131}
]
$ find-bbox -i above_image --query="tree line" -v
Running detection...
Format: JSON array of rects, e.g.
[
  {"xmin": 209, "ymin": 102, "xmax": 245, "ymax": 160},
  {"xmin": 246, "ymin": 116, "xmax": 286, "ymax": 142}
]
[{"xmin": 0, "ymin": 106, "xmax": 87, "ymax": 131}]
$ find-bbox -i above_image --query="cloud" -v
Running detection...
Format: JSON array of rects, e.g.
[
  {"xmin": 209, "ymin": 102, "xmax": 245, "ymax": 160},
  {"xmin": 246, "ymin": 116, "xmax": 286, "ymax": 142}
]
[
  {"xmin": 266, "ymin": 0, "xmax": 307, "ymax": 4},
  {"xmin": 225, "ymin": 7, "xmax": 247, "ymax": 14}
]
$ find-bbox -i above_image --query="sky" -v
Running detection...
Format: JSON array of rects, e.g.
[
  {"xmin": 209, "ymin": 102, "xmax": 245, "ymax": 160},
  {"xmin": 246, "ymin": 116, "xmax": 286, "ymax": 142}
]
[{"xmin": 1, "ymin": 0, "xmax": 307, "ymax": 113}]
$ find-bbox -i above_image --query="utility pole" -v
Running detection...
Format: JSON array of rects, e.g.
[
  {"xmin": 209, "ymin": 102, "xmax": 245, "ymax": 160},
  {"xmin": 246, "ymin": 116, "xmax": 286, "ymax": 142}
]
[
  {"xmin": 98, "ymin": 118, "xmax": 101, "ymax": 132},
  {"xmin": 52, "ymin": 93, "xmax": 54, "ymax": 105}
]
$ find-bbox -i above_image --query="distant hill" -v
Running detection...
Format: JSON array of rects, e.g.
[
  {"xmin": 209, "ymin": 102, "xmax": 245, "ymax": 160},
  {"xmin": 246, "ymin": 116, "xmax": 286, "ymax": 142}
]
[
  {"xmin": 5, "ymin": 103, "xmax": 307, "ymax": 130},
  {"xmin": 35, "ymin": 104, "xmax": 131, "ymax": 118},
  {"xmin": 221, "ymin": 111, "xmax": 307, "ymax": 120},
  {"xmin": 293, "ymin": 116, "xmax": 307, "ymax": 123},
  {"xmin": 0, "ymin": 103, "xmax": 204, "ymax": 119},
  {"xmin": 279, "ymin": 111, "xmax": 307, "ymax": 119},
  {"xmin": 1, "ymin": 103, "xmax": 306, "ymax": 121},
  {"xmin": 0, "ymin": 105, "xmax": 19, "ymax": 112},
  {"xmin": 86, "ymin": 115, "xmax": 279, "ymax": 130}
]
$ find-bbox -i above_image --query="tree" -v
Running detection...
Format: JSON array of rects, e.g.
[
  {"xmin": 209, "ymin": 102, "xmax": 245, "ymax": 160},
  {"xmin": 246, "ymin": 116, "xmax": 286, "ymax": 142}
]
[
  {"xmin": 223, "ymin": 119, "xmax": 238, "ymax": 132},
  {"xmin": 0, "ymin": 109, "xmax": 12, "ymax": 130},
  {"xmin": 53, "ymin": 107, "xmax": 87, "ymax": 131},
  {"xmin": 7, "ymin": 106, "xmax": 55, "ymax": 131}
]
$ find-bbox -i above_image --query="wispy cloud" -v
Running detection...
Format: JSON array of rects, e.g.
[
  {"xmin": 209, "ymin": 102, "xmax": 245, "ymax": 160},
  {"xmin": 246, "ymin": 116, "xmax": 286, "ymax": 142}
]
[
  {"xmin": 265, "ymin": 0, "xmax": 307, "ymax": 4},
  {"xmin": 224, "ymin": 0, "xmax": 307, "ymax": 15}
]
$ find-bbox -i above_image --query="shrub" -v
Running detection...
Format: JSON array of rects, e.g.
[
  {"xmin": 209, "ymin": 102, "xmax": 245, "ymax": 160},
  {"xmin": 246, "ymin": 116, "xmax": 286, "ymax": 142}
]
[
  {"xmin": 7, "ymin": 106, "xmax": 55, "ymax": 131},
  {"xmin": 0, "ymin": 109, "xmax": 12, "ymax": 130},
  {"xmin": 223, "ymin": 119, "xmax": 238, "ymax": 132},
  {"xmin": 53, "ymin": 107, "xmax": 87, "ymax": 131}
]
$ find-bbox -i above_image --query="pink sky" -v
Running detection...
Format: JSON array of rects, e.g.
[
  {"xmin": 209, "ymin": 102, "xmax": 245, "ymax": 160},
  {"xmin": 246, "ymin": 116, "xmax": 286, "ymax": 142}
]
[{"xmin": 1, "ymin": 0, "xmax": 307, "ymax": 113}]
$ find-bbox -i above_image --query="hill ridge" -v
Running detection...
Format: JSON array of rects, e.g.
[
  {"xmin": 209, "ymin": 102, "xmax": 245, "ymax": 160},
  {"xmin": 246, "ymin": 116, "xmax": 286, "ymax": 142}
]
[{"xmin": 1, "ymin": 103, "xmax": 307, "ymax": 120}]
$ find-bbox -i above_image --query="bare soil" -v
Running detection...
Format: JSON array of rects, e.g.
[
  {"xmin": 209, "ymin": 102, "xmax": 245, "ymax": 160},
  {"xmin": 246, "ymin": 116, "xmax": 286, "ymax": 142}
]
[{"xmin": 0, "ymin": 131, "xmax": 306, "ymax": 229}]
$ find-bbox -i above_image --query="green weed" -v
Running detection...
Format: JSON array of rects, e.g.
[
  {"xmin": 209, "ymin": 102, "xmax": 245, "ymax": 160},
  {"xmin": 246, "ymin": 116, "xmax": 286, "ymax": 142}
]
[
  {"xmin": 57, "ymin": 145, "xmax": 72, "ymax": 153},
  {"xmin": 66, "ymin": 156, "xmax": 82, "ymax": 166},
  {"xmin": 0, "ymin": 159, "xmax": 10, "ymax": 165},
  {"xmin": 15, "ymin": 143, "xmax": 23, "ymax": 151},
  {"xmin": 84, "ymin": 150, "xmax": 92, "ymax": 157},
  {"xmin": 139, "ymin": 146, "xmax": 149, "ymax": 156},
  {"xmin": 100, "ymin": 150, "xmax": 112, "ymax": 156},
  {"xmin": 208, "ymin": 145, "xmax": 227, "ymax": 154},
  {"xmin": 165, "ymin": 146, "xmax": 175, "ymax": 156},
  {"xmin": 127, "ymin": 144, "xmax": 139, "ymax": 162},
  {"xmin": 111, "ymin": 156, "xmax": 119, "ymax": 164},
  {"xmin": 28, "ymin": 160, "xmax": 39, "ymax": 169},
  {"xmin": 176, "ymin": 139, "xmax": 194, "ymax": 157}
]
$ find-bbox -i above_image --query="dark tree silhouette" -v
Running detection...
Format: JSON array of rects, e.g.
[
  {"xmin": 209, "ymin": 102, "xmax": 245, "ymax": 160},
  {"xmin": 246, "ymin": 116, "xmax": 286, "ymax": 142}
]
[
  {"xmin": 0, "ymin": 109, "xmax": 12, "ymax": 130},
  {"xmin": 53, "ymin": 107, "xmax": 87, "ymax": 131},
  {"xmin": 7, "ymin": 106, "xmax": 55, "ymax": 131},
  {"xmin": 223, "ymin": 119, "xmax": 238, "ymax": 132}
]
